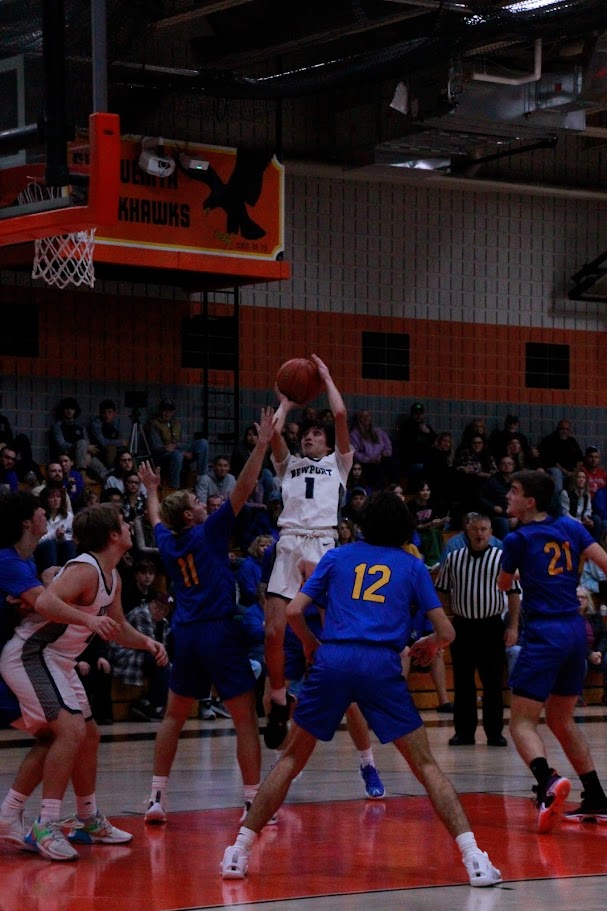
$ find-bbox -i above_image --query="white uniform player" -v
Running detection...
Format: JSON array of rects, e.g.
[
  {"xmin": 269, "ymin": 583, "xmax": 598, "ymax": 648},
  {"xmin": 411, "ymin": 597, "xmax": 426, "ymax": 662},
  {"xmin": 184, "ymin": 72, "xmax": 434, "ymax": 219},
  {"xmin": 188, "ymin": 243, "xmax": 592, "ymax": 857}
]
[
  {"xmin": 0, "ymin": 553, "xmax": 117, "ymax": 732},
  {"xmin": 267, "ymin": 447, "xmax": 353, "ymax": 600}
]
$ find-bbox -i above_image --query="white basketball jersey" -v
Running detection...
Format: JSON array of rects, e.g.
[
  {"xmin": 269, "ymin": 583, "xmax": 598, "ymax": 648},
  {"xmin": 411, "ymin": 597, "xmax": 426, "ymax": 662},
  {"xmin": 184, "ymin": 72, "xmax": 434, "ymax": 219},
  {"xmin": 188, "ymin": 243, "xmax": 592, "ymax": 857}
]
[
  {"xmin": 273, "ymin": 447, "xmax": 353, "ymax": 531},
  {"xmin": 13, "ymin": 552, "xmax": 118, "ymax": 660}
]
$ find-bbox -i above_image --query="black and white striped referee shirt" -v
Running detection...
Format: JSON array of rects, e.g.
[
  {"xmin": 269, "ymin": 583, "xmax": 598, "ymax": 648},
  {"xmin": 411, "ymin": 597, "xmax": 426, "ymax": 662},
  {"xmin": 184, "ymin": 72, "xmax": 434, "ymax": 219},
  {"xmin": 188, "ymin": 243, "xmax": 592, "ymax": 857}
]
[{"xmin": 435, "ymin": 545, "xmax": 520, "ymax": 620}]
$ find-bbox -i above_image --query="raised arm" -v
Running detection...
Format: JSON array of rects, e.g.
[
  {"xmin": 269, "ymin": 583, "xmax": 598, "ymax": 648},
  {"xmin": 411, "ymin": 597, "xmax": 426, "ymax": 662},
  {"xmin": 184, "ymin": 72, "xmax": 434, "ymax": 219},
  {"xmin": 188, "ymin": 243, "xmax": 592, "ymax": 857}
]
[
  {"xmin": 230, "ymin": 407, "xmax": 275, "ymax": 516},
  {"xmin": 310, "ymin": 354, "xmax": 349, "ymax": 454},
  {"xmin": 270, "ymin": 390, "xmax": 295, "ymax": 463},
  {"xmin": 138, "ymin": 461, "xmax": 162, "ymax": 527}
]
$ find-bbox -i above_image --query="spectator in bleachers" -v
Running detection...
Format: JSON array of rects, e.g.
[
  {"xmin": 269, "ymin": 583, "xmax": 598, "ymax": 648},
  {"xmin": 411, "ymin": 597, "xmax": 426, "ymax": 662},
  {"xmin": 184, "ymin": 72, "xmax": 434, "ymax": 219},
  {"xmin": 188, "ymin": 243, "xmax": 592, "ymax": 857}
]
[
  {"xmin": 583, "ymin": 447, "xmax": 607, "ymax": 499},
  {"xmin": 31, "ymin": 461, "xmax": 72, "ymax": 508},
  {"xmin": 195, "ymin": 454, "xmax": 237, "ymax": 504},
  {"xmin": 337, "ymin": 518, "xmax": 356, "ymax": 546},
  {"xmin": 393, "ymin": 402, "xmax": 436, "ymax": 485},
  {"xmin": 559, "ymin": 468, "xmax": 597, "ymax": 538},
  {"xmin": 122, "ymin": 471, "xmax": 147, "ymax": 525},
  {"xmin": 457, "ymin": 417, "xmax": 489, "ymax": 457},
  {"xmin": 111, "ymin": 582, "xmax": 172, "ymax": 722},
  {"xmin": 76, "ymin": 635, "xmax": 114, "ymax": 725},
  {"xmin": 0, "ymin": 412, "xmax": 41, "ymax": 483},
  {"xmin": 488, "ymin": 414, "xmax": 531, "ymax": 461},
  {"xmin": 58, "ymin": 452, "xmax": 85, "ymax": 511},
  {"xmin": 0, "ymin": 446, "xmax": 18, "ymax": 493},
  {"xmin": 50, "ymin": 396, "xmax": 107, "ymax": 480},
  {"xmin": 231, "ymin": 425, "xmax": 274, "ymax": 501},
  {"xmin": 407, "ymin": 479, "xmax": 448, "ymax": 567},
  {"xmin": 453, "ymin": 435, "xmax": 497, "ymax": 520},
  {"xmin": 236, "ymin": 535, "xmax": 274, "ymax": 609},
  {"xmin": 34, "ymin": 482, "xmax": 76, "ymax": 573},
  {"xmin": 89, "ymin": 398, "xmax": 129, "ymax": 469},
  {"xmin": 147, "ymin": 398, "xmax": 208, "ymax": 489},
  {"xmin": 349, "ymin": 409, "xmax": 392, "ymax": 490},
  {"xmin": 282, "ymin": 421, "xmax": 301, "ymax": 456},
  {"xmin": 479, "ymin": 456, "xmax": 518, "ymax": 540},
  {"xmin": 80, "ymin": 487, "xmax": 100, "ymax": 509},
  {"xmin": 423, "ymin": 431, "xmax": 456, "ymax": 518},
  {"xmin": 538, "ymin": 418, "xmax": 584, "ymax": 494},
  {"xmin": 104, "ymin": 450, "xmax": 145, "ymax": 495},
  {"xmin": 577, "ymin": 585, "xmax": 607, "ymax": 705}
]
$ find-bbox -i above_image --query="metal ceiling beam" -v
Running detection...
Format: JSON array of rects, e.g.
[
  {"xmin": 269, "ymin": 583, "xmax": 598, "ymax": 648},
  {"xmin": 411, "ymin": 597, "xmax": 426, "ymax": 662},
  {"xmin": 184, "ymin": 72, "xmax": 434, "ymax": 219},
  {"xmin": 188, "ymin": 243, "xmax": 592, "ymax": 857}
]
[
  {"xmin": 151, "ymin": 0, "xmax": 254, "ymax": 31},
  {"xmin": 386, "ymin": 0, "xmax": 472, "ymax": 11},
  {"xmin": 191, "ymin": 8, "xmax": 431, "ymax": 69}
]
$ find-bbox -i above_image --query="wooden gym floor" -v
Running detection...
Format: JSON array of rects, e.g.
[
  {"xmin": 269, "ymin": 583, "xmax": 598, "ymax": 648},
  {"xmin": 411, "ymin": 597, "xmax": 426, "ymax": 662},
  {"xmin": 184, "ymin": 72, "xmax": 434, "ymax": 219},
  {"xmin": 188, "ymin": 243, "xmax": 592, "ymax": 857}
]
[{"xmin": 1, "ymin": 709, "xmax": 607, "ymax": 911}]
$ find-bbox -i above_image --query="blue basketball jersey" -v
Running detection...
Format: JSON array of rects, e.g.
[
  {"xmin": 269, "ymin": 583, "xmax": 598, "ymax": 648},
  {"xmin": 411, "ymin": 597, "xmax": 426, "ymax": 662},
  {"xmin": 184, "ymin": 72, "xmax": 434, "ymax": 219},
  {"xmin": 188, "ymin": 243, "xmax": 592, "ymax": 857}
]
[
  {"xmin": 154, "ymin": 500, "xmax": 237, "ymax": 624},
  {"xmin": 0, "ymin": 548, "xmax": 40, "ymax": 648},
  {"xmin": 501, "ymin": 515, "xmax": 594, "ymax": 618},
  {"xmin": 301, "ymin": 540, "xmax": 440, "ymax": 651}
]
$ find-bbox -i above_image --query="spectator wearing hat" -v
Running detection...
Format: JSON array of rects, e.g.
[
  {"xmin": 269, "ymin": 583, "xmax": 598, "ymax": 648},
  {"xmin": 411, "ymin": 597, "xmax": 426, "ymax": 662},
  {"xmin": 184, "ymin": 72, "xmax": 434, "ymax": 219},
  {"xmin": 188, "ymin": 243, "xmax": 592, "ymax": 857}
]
[
  {"xmin": 393, "ymin": 402, "xmax": 437, "ymax": 486},
  {"xmin": 147, "ymin": 399, "xmax": 208, "ymax": 489}
]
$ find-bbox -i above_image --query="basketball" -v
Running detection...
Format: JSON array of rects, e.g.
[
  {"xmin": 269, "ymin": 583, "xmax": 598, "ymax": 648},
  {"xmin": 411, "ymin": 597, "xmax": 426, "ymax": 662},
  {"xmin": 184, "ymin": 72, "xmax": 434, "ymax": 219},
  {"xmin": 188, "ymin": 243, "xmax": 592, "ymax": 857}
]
[{"xmin": 276, "ymin": 358, "xmax": 323, "ymax": 405}]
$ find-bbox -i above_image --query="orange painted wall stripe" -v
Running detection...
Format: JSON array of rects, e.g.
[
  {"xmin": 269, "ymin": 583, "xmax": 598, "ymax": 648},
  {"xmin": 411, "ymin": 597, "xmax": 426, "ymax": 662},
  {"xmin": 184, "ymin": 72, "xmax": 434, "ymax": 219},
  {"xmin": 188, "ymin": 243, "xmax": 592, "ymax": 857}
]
[{"xmin": 1, "ymin": 286, "xmax": 605, "ymax": 406}]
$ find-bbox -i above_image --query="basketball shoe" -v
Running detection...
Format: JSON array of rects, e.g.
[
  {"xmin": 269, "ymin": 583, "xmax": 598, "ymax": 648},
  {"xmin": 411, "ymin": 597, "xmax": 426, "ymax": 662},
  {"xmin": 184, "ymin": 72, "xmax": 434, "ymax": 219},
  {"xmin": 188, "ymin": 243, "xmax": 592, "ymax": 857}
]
[
  {"xmin": 534, "ymin": 770, "xmax": 570, "ymax": 833},
  {"xmin": 220, "ymin": 844, "xmax": 249, "ymax": 879},
  {"xmin": 463, "ymin": 850, "xmax": 502, "ymax": 887},
  {"xmin": 360, "ymin": 764, "xmax": 385, "ymax": 799},
  {"xmin": 24, "ymin": 818, "xmax": 79, "ymax": 861},
  {"xmin": 563, "ymin": 792, "xmax": 607, "ymax": 824}
]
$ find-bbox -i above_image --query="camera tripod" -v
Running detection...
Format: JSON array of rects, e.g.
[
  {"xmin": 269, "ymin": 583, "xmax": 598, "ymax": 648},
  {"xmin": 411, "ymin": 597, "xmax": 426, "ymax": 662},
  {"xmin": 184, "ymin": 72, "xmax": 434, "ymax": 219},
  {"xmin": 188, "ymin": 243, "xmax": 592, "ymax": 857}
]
[{"xmin": 128, "ymin": 411, "xmax": 154, "ymax": 466}]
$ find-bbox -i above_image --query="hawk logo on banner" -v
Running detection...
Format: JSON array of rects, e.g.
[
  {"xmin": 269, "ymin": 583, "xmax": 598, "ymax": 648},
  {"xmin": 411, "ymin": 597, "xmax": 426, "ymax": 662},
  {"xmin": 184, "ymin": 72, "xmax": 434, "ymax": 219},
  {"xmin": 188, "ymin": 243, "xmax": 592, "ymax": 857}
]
[{"xmin": 178, "ymin": 148, "xmax": 272, "ymax": 242}]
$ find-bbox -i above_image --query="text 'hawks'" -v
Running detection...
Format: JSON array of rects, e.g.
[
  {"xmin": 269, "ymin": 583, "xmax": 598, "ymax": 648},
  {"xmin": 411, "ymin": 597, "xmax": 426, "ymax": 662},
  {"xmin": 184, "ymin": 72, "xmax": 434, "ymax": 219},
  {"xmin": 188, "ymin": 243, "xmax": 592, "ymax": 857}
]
[{"xmin": 290, "ymin": 465, "xmax": 333, "ymax": 478}]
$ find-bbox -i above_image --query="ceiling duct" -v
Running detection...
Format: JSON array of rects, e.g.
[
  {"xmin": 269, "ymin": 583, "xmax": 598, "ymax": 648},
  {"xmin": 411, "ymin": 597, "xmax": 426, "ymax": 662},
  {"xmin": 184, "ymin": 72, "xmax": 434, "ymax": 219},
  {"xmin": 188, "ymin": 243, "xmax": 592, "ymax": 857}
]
[{"xmin": 374, "ymin": 28, "xmax": 607, "ymax": 171}]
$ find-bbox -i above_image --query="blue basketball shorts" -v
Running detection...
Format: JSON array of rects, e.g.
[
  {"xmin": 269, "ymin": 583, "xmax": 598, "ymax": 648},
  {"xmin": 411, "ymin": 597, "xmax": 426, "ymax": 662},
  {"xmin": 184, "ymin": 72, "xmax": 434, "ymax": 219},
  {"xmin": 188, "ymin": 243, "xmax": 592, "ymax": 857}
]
[
  {"xmin": 170, "ymin": 616, "xmax": 256, "ymax": 702},
  {"xmin": 510, "ymin": 613, "xmax": 586, "ymax": 702},
  {"xmin": 293, "ymin": 643, "xmax": 423, "ymax": 744}
]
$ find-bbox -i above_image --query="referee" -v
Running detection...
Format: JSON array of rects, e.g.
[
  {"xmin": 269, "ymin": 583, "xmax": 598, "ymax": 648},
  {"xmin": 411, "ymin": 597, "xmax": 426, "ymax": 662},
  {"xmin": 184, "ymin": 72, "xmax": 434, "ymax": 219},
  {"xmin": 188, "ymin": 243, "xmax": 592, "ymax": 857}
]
[{"xmin": 436, "ymin": 514, "xmax": 521, "ymax": 746}]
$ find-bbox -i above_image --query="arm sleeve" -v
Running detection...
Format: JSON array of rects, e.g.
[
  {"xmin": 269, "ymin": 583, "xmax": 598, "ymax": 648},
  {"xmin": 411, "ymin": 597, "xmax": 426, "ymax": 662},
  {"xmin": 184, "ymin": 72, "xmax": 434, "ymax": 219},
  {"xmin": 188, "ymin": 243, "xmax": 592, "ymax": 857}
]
[
  {"xmin": 500, "ymin": 532, "xmax": 525, "ymax": 575},
  {"xmin": 300, "ymin": 549, "xmax": 335, "ymax": 603},
  {"xmin": 412, "ymin": 560, "xmax": 442, "ymax": 617}
]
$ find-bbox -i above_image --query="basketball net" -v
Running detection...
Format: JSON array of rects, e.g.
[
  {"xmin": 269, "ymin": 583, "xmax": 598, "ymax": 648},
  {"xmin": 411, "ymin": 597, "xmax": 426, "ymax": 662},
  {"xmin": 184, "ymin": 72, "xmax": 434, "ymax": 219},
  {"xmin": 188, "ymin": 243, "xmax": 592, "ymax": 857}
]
[{"xmin": 17, "ymin": 182, "xmax": 96, "ymax": 289}]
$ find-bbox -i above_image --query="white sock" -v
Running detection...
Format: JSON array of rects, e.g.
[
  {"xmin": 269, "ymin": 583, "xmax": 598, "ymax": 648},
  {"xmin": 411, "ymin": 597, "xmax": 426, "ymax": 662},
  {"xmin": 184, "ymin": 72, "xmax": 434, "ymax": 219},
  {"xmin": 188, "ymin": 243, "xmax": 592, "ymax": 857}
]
[
  {"xmin": 243, "ymin": 784, "xmax": 259, "ymax": 803},
  {"xmin": 150, "ymin": 776, "xmax": 168, "ymax": 803},
  {"xmin": 76, "ymin": 793, "xmax": 97, "ymax": 819},
  {"xmin": 235, "ymin": 826, "xmax": 257, "ymax": 853},
  {"xmin": 39, "ymin": 798, "xmax": 63, "ymax": 824},
  {"xmin": 456, "ymin": 831, "xmax": 479, "ymax": 859},
  {"xmin": 360, "ymin": 748, "xmax": 374, "ymax": 768},
  {"xmin": 270, "ymin": 688, "xmax": 287, "ymax": 706},
  {"xmin": 1, "ymin": 789, "xmax": 27, "ymax": 818}
]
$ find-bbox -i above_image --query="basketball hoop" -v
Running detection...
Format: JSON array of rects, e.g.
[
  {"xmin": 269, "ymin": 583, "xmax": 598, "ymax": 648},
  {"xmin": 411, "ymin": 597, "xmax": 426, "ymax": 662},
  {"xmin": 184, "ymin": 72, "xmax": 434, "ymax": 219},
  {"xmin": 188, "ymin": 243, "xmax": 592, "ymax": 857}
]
[{"xmin": 17, "ymin": 182, "xmax": 96, "ymax": 289}]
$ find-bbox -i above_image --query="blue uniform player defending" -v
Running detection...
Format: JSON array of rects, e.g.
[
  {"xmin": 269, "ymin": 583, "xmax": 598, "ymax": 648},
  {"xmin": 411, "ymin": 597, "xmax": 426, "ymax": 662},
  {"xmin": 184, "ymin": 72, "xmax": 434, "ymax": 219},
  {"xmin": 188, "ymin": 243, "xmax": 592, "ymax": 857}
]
[
  {"xmin": 139, "ymin": 408, "xmax": 275, "ymax": 825},
  {"xmin": 499, "ymin": 470, "xmax": 607, "ymax": 831},
  {"xmin": 221, "ymin": 491, "xmax": 501, "ymax": 888}
]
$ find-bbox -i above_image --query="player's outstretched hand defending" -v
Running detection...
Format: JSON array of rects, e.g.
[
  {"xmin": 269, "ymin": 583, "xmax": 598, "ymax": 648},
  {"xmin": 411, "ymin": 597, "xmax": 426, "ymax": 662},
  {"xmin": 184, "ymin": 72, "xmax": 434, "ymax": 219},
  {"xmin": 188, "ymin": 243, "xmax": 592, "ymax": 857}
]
[
  {"xmin": 255, "ymin": 406, "xmax": 276, "ymax": 446},
  {"xmin": 139, "ymin": 460, "xmax": 161, "ymax": 492}
]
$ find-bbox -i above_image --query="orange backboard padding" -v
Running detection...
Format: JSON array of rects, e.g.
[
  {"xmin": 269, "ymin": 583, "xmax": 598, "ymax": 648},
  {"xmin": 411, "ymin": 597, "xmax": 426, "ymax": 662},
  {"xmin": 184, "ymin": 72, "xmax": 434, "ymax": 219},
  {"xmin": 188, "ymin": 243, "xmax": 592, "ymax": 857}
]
[
  {"xmin": 93, "ymin": 241, "xmax": 291, "ymax": 280},
  {"xmin": 0, "ymin": 112, "xmax": 120, "ymax": 247}
]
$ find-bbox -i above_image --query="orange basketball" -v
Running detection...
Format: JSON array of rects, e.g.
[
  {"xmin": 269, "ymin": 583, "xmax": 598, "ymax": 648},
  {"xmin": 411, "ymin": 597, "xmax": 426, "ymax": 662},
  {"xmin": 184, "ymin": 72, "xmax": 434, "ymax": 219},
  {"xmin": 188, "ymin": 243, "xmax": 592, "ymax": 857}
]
[{"xmin": 276, "ymin": 358, "xmax": 323, "ymax": 405}]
